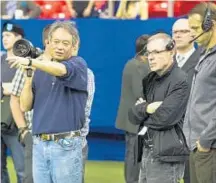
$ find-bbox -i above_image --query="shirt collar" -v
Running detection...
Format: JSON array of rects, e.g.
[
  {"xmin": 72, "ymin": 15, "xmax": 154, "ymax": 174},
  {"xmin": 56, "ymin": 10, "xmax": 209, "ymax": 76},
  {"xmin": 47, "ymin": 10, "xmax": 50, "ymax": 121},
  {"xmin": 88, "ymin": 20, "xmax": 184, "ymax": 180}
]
[
  {"xmin": 176, "ymin": 47, "xmax": 195, "ymax": 60},
  {"xmin": 155, "ymin": 61, "xmax": 177, "ymax": 80}
]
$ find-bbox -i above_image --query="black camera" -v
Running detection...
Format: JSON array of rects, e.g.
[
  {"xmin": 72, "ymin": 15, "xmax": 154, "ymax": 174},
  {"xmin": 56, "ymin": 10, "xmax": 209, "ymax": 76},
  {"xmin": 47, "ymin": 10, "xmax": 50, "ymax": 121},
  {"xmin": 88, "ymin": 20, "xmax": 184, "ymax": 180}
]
[
  {"xmin": 13, "ymin": 39, "xmax": 43, "ymax": 77},
  {"xmin": 13, "ymin": 39, "xmax": 42, "ymax": 58}
]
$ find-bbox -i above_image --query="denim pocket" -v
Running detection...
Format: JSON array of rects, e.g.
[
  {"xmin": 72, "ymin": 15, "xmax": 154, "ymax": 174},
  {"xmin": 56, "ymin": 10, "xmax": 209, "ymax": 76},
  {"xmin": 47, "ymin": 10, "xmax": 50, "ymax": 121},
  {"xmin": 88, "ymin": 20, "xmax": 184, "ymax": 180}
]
[{"xmin": 57, "ymin": 137, "xmax": 82, "ymax": 151}]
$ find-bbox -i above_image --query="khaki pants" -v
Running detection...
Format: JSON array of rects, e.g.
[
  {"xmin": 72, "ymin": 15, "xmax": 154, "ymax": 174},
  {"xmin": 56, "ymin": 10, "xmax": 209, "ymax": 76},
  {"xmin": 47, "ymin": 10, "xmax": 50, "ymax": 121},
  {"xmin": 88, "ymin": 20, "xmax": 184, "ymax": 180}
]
[{"xmin": 190, "ymin": 149, "xmax": 216, "ymax": 183}]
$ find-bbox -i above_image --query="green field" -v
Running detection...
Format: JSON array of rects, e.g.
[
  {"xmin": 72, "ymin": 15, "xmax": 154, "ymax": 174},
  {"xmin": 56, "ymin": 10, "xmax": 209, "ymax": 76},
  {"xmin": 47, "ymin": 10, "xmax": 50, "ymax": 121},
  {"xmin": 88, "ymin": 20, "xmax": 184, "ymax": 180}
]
[{"xmin": 7, "ymin": 157, "xmax": 124, "ymax": 183}]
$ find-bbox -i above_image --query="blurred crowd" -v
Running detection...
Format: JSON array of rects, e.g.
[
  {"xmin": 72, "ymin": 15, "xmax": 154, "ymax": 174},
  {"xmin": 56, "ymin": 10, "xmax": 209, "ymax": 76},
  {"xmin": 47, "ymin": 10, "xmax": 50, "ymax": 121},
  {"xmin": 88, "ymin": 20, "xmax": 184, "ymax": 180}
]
[{"xmin": 1, "ymin": 0, "xmax": 215, "ymax": 20}]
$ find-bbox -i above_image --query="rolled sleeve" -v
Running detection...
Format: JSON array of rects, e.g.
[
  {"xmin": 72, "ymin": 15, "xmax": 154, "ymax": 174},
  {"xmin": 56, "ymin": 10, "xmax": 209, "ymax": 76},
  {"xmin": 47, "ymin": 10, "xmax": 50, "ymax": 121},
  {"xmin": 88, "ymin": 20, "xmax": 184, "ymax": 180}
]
[
  {"xmin": 57, "ymin": 57, "xmax": 88, "ymax": 91},
  {"xmin": 11, "ymin": 68, "xmax": 25, "ymax": 97}
]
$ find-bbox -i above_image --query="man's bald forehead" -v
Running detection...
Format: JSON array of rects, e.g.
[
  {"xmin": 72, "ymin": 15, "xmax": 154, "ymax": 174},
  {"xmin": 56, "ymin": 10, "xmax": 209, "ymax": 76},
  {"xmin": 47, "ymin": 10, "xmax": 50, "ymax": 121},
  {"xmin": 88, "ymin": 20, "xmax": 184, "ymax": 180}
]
[
  {"xmin": 172, "ymin": 18, "xmax": 190, "ymax": 31},
  {"xmin": 148, "ymin": 33, "xmax": 171, "ymax": 43},
  {"xmin": 147, "ymin": 33, "xmax": 171, "ymax": 50}
]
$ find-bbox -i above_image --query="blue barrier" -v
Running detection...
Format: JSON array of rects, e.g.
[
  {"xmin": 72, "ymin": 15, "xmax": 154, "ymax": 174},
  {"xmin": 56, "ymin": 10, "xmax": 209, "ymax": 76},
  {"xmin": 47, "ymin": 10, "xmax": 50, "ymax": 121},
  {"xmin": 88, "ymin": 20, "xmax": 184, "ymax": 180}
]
[
  {"xmin": 1, "ymin": 18, "xmax": 177, "ymax": 132},
  {"xmin": 2, "ymin": 18, "xmax": 177, "ymax": 160}
]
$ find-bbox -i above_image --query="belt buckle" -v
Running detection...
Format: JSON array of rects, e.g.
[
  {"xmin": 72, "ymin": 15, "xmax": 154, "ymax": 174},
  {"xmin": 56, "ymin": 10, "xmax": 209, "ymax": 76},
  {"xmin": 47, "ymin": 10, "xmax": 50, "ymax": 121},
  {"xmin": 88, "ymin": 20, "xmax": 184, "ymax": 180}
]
[
  {"xmin": 41, "ymin": 134, "xmax": 50, "ymax": 141},
  {"xmin": 71, "ymin": 132, "xmax": 75, "ymax": 137}
]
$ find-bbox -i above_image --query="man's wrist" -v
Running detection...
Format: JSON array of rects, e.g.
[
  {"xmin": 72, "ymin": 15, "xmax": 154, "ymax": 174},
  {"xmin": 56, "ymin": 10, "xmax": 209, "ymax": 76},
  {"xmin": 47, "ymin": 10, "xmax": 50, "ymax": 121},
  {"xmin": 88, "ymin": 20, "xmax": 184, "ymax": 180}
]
[
  {"xmin": 28, "ymin": 58, "xmax": 32, "ymax": 66},
  {"xmin": 18, "ymin": 127, "xmax": 29, "ymax": 142},
  {"xmin": 25, "ymin": 77, "xmax": 33, "ymax": 83},
  {"xmin": 29, "ymin": 58, "xmax": 37, "ymax": 67},
  {"xmin": 18, "ymin": 126, "xmax": 28, "ymax": 133}
]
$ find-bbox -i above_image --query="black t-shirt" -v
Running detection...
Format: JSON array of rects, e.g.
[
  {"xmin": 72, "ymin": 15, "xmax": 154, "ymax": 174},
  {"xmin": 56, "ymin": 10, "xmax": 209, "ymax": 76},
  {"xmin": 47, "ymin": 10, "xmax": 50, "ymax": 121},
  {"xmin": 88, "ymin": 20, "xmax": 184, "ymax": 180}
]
[
  {"xmin": 1, "ymin": 52, "xmax": 17, "ymax": 134},
  {"xmin": 1, "ymin": 53, "xmax": 16, "ymax": 83}
]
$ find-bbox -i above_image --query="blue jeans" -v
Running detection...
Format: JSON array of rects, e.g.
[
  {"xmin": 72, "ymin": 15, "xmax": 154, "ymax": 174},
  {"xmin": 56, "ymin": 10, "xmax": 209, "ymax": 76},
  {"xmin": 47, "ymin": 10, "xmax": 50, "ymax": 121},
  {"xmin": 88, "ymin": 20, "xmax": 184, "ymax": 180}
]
[
  {"xmin": 139, "ymin": 148, "xmax": 185, "ymax": 183},
  {"xmin": 33, "ymin": 136, "xmax": 83, "ymax": 183},
  {"xmin": 1, "ymin": 134, "xmax": 25, "ymax": 183},
  {"xmin": 82, "ymin": 139, "xmax": 88, "ymax": 183}
]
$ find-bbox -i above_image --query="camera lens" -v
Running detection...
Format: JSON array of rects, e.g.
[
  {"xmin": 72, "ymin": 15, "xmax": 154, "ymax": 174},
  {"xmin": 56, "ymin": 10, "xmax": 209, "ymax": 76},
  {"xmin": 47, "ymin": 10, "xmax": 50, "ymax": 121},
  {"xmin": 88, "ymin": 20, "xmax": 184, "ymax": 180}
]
[
  {"xmin": 13, "ymin": 39, "xmax": 42, "ymax": 58},
  {"xmin": 13, "ymin": 39, "xmax": 32, "ymax": 57}
]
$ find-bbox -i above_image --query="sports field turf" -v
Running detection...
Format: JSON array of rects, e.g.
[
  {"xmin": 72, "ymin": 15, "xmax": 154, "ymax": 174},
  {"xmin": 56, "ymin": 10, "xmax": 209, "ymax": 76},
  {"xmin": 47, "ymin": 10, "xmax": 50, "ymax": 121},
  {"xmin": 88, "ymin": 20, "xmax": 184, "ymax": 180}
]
[{"xmin": 7, "ymin": 157, "xmax": 124, "ymax": 183}]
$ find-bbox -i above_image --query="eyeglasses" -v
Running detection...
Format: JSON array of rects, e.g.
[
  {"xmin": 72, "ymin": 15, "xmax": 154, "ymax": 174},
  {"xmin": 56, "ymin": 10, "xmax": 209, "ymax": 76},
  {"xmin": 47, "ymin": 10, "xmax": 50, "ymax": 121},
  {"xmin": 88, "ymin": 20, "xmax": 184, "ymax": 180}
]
[
  {"xmin": 146, "ymin": 49, "xmax": 167, "ymax": 56},
  {"xmin": 172, "ymin": 30, "xmax": 191, "ymax": 34}
]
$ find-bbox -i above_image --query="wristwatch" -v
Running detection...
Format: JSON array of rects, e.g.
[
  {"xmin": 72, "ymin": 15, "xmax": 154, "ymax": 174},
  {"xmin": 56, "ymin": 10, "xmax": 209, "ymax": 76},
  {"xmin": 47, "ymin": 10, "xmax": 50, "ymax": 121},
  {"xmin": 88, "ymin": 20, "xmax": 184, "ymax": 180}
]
[{"xmin": 28, "ymin": 58, "xmax": 32, "ymax": 66}]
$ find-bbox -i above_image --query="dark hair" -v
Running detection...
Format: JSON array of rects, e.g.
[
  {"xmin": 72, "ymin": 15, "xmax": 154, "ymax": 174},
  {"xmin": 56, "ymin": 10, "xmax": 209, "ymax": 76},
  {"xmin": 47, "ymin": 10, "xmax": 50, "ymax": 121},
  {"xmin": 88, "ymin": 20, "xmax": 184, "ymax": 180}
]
[
  {"xmin": 42, "ymin": 24, "xmax": 51, "ymax": 47},
  {"xmin": 135, "ymin": 34, "xmax": 149, "ymax": 55},
  {"xmin": 12, "ymin": 32, "xmax": 20, "ymax": 37},
  {"xmin": 2, "ymin": 22, "xmax": 25, "ymax": 37},
  {"xmin": 48, "ymin": 21, "xmax": 80, "ymax": 47},
  {"xmin": 188, "ymin": 2, "xmax": 216, "ymax": 21}
]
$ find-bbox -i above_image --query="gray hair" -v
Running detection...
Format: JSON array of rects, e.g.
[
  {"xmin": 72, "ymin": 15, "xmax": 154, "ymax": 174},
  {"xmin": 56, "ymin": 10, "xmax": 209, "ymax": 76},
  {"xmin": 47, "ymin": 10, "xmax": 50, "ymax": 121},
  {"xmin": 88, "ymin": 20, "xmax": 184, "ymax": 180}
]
[
  {"xmin": 148, "ymin": 33, "xmax": 172, "ymax": 49},
  {"xmin": 48, "ymin": 20, "xmax": 80, "ymax": 47}
]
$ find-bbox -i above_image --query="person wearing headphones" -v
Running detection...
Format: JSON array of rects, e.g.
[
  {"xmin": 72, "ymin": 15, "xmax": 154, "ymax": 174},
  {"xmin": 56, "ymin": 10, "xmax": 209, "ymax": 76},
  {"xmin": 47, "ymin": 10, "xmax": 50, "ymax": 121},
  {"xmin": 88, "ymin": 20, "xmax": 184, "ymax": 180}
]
[
  {"xmin": 115, "ymin": 34, "xmax": 150, "ymax": 183},
  {"xmin": 172, "ymin": 18, "xmax": 201, "ymax": 183},
  {"xmin": 183, "ymin": 2, "xmax": 216, "ymax": 183},
  {"xmin": 129, "ymin": 33, "xmax": 189, "ymax": 183}
]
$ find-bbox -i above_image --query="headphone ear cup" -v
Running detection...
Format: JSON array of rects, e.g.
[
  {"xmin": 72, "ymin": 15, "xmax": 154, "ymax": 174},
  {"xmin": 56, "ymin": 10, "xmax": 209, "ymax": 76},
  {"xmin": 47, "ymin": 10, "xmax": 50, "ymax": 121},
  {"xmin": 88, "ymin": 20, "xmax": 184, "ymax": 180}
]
[
  {"xmin": 166, "ymin": 40, "xmax": 175, "ymax": 51},
  {"xmin": 202, "ymin": 5, "xmax": 213, "ymax": 32},
  {"xmin": 202, "ymin": 17, "xmax": 213, "ymax": 32}
]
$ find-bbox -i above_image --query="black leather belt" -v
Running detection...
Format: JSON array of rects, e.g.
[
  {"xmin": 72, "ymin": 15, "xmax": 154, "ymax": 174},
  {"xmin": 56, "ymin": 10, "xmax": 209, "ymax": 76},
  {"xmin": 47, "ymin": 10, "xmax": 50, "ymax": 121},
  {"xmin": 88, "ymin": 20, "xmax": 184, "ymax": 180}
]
[{"xmin": 36, "ymin": 131, "xmax": 81, "ymax": 141}]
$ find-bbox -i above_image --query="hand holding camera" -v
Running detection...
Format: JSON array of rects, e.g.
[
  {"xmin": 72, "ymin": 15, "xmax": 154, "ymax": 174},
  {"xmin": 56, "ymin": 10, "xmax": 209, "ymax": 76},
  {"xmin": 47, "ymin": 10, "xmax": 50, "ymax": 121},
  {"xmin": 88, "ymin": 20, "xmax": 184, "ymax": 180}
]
[
  {"xmin": 7, "ymin": 56, "xmax": 31, "ymax": 68},
  {"xmin": 7, "ymin": 39, "xmax": 42, "ymax": 77}
]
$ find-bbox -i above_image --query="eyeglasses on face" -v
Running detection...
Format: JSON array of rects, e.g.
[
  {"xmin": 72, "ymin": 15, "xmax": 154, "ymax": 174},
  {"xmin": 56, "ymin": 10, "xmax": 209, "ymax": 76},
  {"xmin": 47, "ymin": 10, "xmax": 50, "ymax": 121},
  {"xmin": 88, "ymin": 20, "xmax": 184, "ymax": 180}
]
[
  {"xmin": 146, "ymin": 49, "xmax": 168, "ymax": 56},
  {"xmin": 172, "ymin": 30, "xmax": 191, "ymax": 34}
]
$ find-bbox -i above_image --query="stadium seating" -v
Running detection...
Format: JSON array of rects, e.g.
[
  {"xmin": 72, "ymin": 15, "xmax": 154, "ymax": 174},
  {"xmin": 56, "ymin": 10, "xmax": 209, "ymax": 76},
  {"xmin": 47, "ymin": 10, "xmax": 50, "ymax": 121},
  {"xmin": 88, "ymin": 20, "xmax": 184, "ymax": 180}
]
[{"xmin": 34, "ymin": 0, "xmax": 215, "ymax": 19}]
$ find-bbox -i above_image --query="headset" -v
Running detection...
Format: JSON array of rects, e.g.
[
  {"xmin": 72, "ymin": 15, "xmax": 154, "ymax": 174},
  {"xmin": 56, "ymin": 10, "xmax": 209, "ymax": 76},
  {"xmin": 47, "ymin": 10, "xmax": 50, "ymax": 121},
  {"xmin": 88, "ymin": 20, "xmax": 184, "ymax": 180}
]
[
  {"xmin": 202, "ymin": 3, "xmax": 213, "ymax": 32},
  {"xmin": 134, "ymin": 32, "xmax": 175, "ymax": 58},
  {"xmin": 189, "ymin": 3, "xmax": 213, "ymax": 43},
  {"xmin": 152, "ymin": 31, "xmax": 175, "ymax": 51},
  {"xmin": 151, "ymin": 32, "xmax": 176, "ymax": 51},
  {"xmin": 165, "ymin": 39, "xmax": 175, "ymax": 51}
]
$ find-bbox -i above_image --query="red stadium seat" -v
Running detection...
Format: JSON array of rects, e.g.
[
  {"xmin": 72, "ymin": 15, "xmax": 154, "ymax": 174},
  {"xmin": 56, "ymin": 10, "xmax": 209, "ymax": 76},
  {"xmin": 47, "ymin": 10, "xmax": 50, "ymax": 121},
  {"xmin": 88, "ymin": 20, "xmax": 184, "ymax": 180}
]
[
  {"xmin": 38, "ymin": 1, "xmax": 70, "ymax": 19},
  {"xmin": 35, "ymin": 0, "xmax": 216, "ymax": 19},
  {"xmin": 173, "ymin": 0, "xmax": 212, "ymax": 17},
  {"xmin": 34, "ymin": 0, "xmax": 44, "ymax": 6},
  {"xmin": 148, "ymin": 0, "xmax": 216, "ymax": 18}
]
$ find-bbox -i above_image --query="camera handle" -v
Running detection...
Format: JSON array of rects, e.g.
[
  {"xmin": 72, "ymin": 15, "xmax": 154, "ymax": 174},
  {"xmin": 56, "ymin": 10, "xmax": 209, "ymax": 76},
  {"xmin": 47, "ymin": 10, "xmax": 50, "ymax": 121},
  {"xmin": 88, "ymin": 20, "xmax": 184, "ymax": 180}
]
[
  {"xmin": 26, "ymin": 68, "xmax": 33, "ymax": 77},
  {"xmin": 26, "ymin": 58, "xmax": 33, "ymax": 77}
]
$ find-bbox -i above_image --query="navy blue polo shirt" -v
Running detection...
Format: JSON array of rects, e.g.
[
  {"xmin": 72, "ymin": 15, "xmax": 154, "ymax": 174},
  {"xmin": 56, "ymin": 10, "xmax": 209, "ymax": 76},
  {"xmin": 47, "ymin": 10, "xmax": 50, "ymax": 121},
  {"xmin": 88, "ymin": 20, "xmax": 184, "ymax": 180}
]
[{"xmin": 32, "ymin": 56, "xmax": 88, "ymax": 135}]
